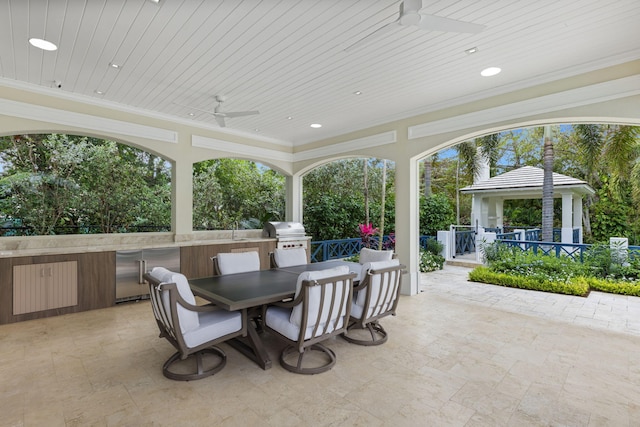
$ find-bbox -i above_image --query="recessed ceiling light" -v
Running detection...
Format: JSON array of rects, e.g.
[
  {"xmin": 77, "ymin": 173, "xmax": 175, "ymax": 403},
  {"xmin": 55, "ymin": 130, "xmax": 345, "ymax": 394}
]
[
  {"xmin": 188, "ymin": 112, "xmax": 195, "ymax": 117},
  {"xmin": 109, "ymin": 62, "xmax": 122, "ymax": 69},
  {"xmin": 465, "ymin": 47, "xmax": 478, "ymax": 54},
  {"xmin": 94, "ymin": 90, "xmax": 105, "ymax": 95},
  {"xmin": 353, "ymin": 91, "xmax": 362, "ymax": 95},
  {"xmin": 29, "ymin": 38, "xmax": 57, "ymax": 51},
  {"xmin": 147, "ymin": 0, "xmax": 160, "ymax": 3},
  {"xmin": 310, "ymin": 123, "xmax": 322, "ymax": 128},
  {"xmin": 480, "ymin": 67, "xmax": 501, "ymax": 77},
  {"xmin": 287, "ymin": 116, "xmax": 293, "ymax": 120}
]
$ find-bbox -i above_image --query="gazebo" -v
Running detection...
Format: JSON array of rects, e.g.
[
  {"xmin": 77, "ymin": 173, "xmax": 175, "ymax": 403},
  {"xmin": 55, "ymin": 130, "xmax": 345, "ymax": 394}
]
[{"xmin": 460, "ymin": 166, "xmax": 595, "ymax": 243}]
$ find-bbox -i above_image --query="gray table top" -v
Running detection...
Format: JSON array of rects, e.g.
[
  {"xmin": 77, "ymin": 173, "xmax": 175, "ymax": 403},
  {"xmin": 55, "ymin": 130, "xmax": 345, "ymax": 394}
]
[{"xmin": 189, "ymin": 260, "xmax": 364, "ymax": 311}]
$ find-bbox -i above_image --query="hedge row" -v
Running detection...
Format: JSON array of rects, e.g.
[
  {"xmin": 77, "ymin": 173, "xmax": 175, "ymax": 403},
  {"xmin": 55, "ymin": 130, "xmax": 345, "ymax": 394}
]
[{"xmin": 469, "ymin": 267, "xmax": 590, "ymax": 297}]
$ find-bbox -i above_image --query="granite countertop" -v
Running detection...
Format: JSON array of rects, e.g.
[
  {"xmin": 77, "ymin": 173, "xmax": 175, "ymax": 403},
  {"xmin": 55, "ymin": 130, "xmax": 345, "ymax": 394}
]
[{"xmin": 0, "ymin": 232, "xmax": 276, "ymax": 258}]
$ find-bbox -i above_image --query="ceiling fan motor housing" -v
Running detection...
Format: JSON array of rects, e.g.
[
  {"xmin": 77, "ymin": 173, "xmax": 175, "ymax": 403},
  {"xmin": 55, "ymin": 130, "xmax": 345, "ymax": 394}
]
[{"xmin": 400, "ymin": 0, "xmax": 423, "ymax": 25}]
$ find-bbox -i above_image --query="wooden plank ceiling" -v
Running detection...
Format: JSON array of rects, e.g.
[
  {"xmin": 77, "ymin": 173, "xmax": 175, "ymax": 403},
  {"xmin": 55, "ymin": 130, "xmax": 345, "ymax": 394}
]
[{"xmin": 0, "ymin": 0, "xmax": 639, "ymax": 145}]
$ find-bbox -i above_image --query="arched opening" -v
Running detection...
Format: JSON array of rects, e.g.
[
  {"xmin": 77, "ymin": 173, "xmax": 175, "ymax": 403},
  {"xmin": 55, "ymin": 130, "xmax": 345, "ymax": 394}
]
[
  {"xmin": 192, "ymin": 158, "xmax": 285, "ymax": 230},
  {"xmin": 301, "ymin": 157, "xmax": 396, "ymax": 258},
  {"xmin": 0, "ymin": 133, "xmax": 172, "ymax": 236},
  {"xmin": 419, "ymin": 123, "xmax": 640, "ymax": 246}
]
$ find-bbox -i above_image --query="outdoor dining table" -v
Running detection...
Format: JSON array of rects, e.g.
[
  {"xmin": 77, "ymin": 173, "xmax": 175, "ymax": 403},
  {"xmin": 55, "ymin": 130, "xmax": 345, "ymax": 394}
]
[{"xmin": 188, "ymin": 260, "xmax": 363, "ymax": 370}]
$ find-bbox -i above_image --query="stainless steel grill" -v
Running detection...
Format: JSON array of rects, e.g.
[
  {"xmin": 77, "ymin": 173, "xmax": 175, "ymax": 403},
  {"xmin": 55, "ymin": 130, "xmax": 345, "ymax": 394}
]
[{"xmin": 262, "ymin": 221, "xmax": 310, "ymax": 250}]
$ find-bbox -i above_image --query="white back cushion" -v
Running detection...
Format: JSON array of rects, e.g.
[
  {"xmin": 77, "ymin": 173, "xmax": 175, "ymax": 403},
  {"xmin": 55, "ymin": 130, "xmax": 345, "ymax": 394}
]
[
  {"xmin": 357, "ymin": 259, "xmax": 401, "ymax": 308},
  {"xmin": 217, "ymin": 251, "xmax": 260, "ymax": 275},
  {"xmin": 359, "ymin": 247, "xmax": 394, "ymax": 264},
  {"xmin": 273, "ymin": 247, "xmax": 308, "ymax": 267},
  {"xmin": 290, "ymin": 265, "xmax": 350, "ymax": 328},
  {"xmin": 150, "ymin": 267, "xmax": 199, "ymax": 334}
]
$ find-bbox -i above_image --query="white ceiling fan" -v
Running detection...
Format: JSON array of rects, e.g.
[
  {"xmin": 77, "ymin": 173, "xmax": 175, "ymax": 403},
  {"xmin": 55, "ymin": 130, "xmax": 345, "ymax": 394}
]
[
  {"xmin": 345, "ymin": 0, "xmax": 486, "ymax": 52},
  {"xmin": 176, "ymin": 95, "xmax": 259, "ymax": 127}
]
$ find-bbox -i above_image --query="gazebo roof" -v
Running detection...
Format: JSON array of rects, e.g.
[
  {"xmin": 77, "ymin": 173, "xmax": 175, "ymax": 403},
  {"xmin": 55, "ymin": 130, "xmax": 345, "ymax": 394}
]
[{"xmin": 460, "ymin": 166, "xmax": 595, "ymax": 197}]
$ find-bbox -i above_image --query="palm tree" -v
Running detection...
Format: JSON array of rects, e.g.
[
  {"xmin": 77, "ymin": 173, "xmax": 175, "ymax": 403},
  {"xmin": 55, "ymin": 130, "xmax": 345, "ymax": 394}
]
[{"xmin": 541, "ymin": 125, "xmax": 554, "ymax": 242}]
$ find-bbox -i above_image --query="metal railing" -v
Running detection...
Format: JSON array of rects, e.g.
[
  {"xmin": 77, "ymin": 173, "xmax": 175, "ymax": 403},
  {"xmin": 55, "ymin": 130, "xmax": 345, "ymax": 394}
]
[
  {"xmin": 310, "ymin": 235, "xmax": 435, "ymax": 262},
  {"xmin": 455, "ymin": 230, "xmax": 475, "ymax": 255},
  {"xmin": 499, "ymin": 239, "xmax": 589, "ymax": 262},
  {"xmin": 497, "ymin": 239, "xmax": 640, "ymax": 263}
]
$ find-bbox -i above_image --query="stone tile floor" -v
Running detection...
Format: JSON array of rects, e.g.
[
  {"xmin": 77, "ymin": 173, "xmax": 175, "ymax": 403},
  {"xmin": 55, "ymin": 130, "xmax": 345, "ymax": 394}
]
[{"xmin": 1, "ymin": 265, "xmax": 639, "ymax": 426}]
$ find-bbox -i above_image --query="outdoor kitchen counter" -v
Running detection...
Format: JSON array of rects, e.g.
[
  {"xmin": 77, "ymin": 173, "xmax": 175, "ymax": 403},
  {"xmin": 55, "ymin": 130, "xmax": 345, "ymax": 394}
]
[
  {"xmin": 0, "ymin": 232, "xmax": 280, "ymax": 324},
  {"xmin": 0, "ymin": 232, "xmax": 276, "ymax": 258}
]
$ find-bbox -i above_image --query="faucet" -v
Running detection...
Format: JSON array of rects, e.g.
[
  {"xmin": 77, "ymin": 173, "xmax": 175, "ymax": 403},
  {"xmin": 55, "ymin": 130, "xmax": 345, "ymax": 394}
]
[{"xmin": 232, "ymin": 221, "xmax": 239, "ymax": 240}]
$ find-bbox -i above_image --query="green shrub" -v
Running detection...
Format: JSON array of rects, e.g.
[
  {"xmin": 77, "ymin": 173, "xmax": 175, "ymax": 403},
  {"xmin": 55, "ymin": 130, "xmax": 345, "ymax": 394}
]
[
  {"xmin": 425, "ymin": 238, "xmax": 444, "ymax": 256},
  {"xmin": 469, "ymin": 267, "xmax": 589, "ymax": 296},
  {"xmin": 573, "ymin": 276, "xmax": 640, "ymax": 297},
  {"xmin": 420, "ymin": 249, "xmax": 445, "ymax": 272}
]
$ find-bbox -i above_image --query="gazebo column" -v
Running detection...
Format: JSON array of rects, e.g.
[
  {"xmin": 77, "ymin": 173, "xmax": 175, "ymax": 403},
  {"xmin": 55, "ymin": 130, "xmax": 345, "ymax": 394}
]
[
  {"xmin": 495, "ymin": 198, "xmax": 504, "ymax": 230},
  {"xmin": 561, "ymin": 192, "xmax": 573, "ymax": 243},
  {"xmin": 573, "ymin": 196, "xmax": 583, "ymax": 243},
  {"xmin": 471, "ymin": 195, "xmax": 487, "ymax": 229}
]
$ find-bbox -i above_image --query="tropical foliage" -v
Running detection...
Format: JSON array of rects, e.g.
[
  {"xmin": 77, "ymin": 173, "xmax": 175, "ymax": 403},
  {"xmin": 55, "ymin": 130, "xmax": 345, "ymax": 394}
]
[
  {"xmin": 302, "ymin": 159, "xmax": 395, "ymax": 241},
  {"xmin": 425, "ymin": 124, "xmax": 640, "ymax": 244},
  {"xmin": 1, "ymin": 124, "xmax": 638, "ymax": 244},
  {"xmin": 192, "ymin": 158, "xmax": 285, "ymax": 230},
  {"xmin": 0, "ymin": 134, "xmax": 170, "ymax": 235},
  {"xmin": 472, "ymin": 241, "xmax": 640, "ymax": 297}
]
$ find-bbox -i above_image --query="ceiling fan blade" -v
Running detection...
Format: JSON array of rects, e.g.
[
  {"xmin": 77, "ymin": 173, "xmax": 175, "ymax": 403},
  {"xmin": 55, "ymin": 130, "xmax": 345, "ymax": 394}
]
[
  {"xmin": 215, "ymin": 115, "xmax": 226, "ymax": 127},
  {"xmin": 344, "ymin": 20, "xmax": 400, "ymax": 52},
  {"xmin": 222, "ymin": 110, "xmax": 260, "ymax": 118},
  {"xmin": 418, "ymin": 14, "xmax": 485, "ymax": 34}
]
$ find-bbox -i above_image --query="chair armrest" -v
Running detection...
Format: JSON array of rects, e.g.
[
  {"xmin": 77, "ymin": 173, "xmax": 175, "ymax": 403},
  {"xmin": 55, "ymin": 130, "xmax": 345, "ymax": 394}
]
[
  {"xmin": 269, "ymin": 292, "xmax": 304, "ymax": 308},
  {"xmin": 157, "ymin": 282, "xmax": 220, "ymax": 313}
]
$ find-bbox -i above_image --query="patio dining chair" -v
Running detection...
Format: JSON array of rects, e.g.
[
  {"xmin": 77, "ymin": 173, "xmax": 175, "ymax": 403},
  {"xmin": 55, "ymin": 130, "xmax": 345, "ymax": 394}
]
[
  {"xmin": 262, "ymin": 266, "xmax": 357, "ymax": 374},
  {"xmin": 270, "ymin": 247, "xmax": 308, "ymax": 268},
  {"xmin": 213, "ymin": 251, "xmax": 260, "ymax": 275},
  {"xmin": 145, "ymin": 267, "xmax": 247, "ymax": 381},
  {"xmin": 342, "ymin": 259, "xmax": 404, "ymax": 346},
  {"xmin": 359, "ymin": 247, "xmax": 394, "ymax": 264}
]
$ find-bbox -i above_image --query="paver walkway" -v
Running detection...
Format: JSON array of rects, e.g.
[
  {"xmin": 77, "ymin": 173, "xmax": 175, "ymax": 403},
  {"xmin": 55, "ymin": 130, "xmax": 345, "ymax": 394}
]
[{"xmin": 424, "ymin": 265, "xmax": 640, "ymax": 337}]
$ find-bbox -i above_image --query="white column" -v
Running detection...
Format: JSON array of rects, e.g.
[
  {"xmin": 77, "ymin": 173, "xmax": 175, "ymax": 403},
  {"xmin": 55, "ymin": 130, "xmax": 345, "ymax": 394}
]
[
  {"xmin": 561, "ymin": 192, "xmax": 573, "ymax": 243},
  {"xmin": 471, "ymin": 194, "xmax": 484, "ymax": 229},
  {"xmin": 495, "ymin": 198, "xmax": 504, "ymax": 229},
  {"xmin": 573, "ymin": 195, "xmax": 583, "ymax": 243},
  {"xmin": 173, "ymin": 157, "xmax": 193, "ymax": 241},
  {"xmin": 395, "ymin": 155, "xmax": 420, "ymax": 296},
  {"xmin": 285, "ymin": 174, "xmax": 303, "ymax": 223}
]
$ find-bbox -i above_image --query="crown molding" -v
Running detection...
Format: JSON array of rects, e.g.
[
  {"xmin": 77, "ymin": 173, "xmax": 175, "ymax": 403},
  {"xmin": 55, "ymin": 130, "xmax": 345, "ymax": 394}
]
[
  {"xmin": 293, "ymin": 131, "xmax": 397, "ymax": 162},
  {"xmin": 192, "ymin": 135, "xmax": 294, "ymax": 163}
]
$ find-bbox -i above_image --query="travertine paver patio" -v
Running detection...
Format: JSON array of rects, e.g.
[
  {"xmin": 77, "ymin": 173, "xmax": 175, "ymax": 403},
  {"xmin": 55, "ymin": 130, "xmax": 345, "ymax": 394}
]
[
  {"xmin": 426, "ymin": 265, "xmax": 640, "ymax": 337},
  {"xmin": 1, "ymin": 264, "xmax": 639, "ymax": 425}
]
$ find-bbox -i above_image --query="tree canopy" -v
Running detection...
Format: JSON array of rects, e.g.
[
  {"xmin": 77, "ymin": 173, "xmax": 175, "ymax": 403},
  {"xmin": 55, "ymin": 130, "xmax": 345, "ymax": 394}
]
[
  {"xmin": 0, "ymin": 134, "xmax": 170, "ymax": 235},
  {"xmin": 424, "ymin": 124, "xmax": 640, "ymax": 244}
]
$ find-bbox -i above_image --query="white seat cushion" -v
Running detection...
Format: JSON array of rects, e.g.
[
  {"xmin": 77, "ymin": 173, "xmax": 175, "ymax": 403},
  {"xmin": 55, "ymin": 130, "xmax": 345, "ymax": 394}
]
[
  {"xmin": 290, "ymin": 265, "xmax": 350, "ymax": 327},
  {"xmin": 183, "ymin": 310, "xmax": 242, "ymax": 349},
  {"xmin": 265, "ymin": 305, "xmax": 345, "ymax": 341},
  {"xmin": 273, "ymin": 247, "xmax": 307, "ymax": 268},
  {"xmin": 359, "ymin": 247, "xmax": 394, "ymax": 264},
  {"xmin": 217, "ymin": 251, "xmax": 260, "ymax": 275},
  {"xmin": 150, "ymin": 267, "xmax": 199, "ymax": 334}
]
